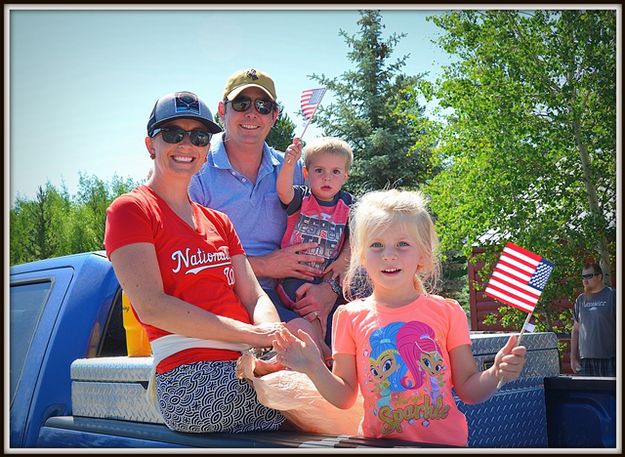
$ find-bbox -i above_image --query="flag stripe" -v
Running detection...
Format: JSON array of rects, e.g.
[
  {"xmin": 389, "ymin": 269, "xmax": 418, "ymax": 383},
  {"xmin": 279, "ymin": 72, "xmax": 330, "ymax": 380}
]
[
  {"xmin": 487, "ymin": 279, "xmax": 539, "ymax": 306},
  {"xmin": 491, "ymin": 271, "xmax": 541, "ymax": 298},
  {"xmin": 501, "ymin": 250, "xmax": 538, "ymax": 271},
  {"xmin": 484, "ymin": 286, "xmax": 536, "ymax": 313},
  {"xmin": 498, "ymin": 260, "xmax": 535, "ymax": 277},
  {"xmin": 494, "ymin": 262, "xmax": 532, "ymax": 282},
  {"xmin": 503, "ymin": 249, "xmax": 540, "ymax": 268},
  {"xmin": 504, "ymin": 242, "xmax": 542, "ymax": 262}
]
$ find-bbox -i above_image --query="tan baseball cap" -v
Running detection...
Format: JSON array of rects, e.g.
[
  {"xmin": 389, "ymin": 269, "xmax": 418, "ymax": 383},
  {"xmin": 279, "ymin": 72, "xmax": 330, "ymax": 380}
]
[{"xmin": 223, "ymin": 68, "xmax": 277, "ymax": 101}]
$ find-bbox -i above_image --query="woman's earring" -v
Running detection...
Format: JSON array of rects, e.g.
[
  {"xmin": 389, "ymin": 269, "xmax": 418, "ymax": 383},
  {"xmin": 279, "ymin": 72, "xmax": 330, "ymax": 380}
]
[{"xmin": 150, "ymin": 153, "xmax": 155, "ymax": 159}]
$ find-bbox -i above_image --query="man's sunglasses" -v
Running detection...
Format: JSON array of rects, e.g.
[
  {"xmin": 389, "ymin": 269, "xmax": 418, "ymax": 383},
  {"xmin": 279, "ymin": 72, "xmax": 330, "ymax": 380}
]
[
  {"xmin": 581, "ymin": 273, "xmax": 599, "ymax": 280},
  {"xmin": 151, "ymin": 127, "xmax": 212, "ymax": 147},
  {"xmin": 226, "ymin": 96, "xmax": 278, "ymax": 115}
]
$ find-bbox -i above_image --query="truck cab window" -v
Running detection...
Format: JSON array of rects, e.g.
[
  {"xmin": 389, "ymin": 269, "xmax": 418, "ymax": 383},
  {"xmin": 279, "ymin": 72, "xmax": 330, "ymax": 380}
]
[
  {"xmin": 10, "ymin": 280, "xmax": 52, "ymax": 402},
  {"xmin": 97, "ymin": 288, "xmax": 127, "ymax": 357}
]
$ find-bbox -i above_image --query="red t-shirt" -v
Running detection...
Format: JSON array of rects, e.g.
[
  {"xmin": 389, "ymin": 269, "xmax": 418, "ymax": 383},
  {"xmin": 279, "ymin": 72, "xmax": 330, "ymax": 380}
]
[{"xmin": 105, "ymin": 185, "xmax": 249, "ymax": 373}]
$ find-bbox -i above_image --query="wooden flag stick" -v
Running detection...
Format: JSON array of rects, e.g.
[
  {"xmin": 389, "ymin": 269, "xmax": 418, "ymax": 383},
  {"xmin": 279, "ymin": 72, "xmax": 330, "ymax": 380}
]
[
  {"xmin": 299, "ymin": 120, "xmax": 312, "ymax": 140},
  {"xmin": 516, "ymin": 311, "xmax": 533, "ymax": 346},
  {"xmin": 496, "ymin": 311, "xmax": 533, "ymax": 389}
]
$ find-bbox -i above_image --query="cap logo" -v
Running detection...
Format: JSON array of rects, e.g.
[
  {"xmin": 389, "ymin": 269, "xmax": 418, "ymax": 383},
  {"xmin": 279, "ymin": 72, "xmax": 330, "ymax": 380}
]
[
  {"xmin": 174, "ymin": 92, "xmax": 200, "ymax": 115},
  {"xmin": 246, "ymin": 69, "xmax": 259, "ymax": 81}
]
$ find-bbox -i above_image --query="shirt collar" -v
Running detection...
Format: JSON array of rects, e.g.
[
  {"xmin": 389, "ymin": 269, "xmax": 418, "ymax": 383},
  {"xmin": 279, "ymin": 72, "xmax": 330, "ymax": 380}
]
[{"xmin": 210, "ymin": 132, "xmax": 281, "ymax": 171}]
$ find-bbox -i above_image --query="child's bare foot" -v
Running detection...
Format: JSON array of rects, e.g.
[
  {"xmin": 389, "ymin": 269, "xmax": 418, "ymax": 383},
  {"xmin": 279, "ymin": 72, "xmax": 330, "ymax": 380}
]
[
  {"xmin": 236, "ymin": 352, "xmax": 285, "ymax": 379},
  {"xmin": 235, "ymin": 352, "xmax": 255, "ymax": 380},
  {"xmin": 253, "ymin": 356, "xmax": 286, "ymax": 377}
]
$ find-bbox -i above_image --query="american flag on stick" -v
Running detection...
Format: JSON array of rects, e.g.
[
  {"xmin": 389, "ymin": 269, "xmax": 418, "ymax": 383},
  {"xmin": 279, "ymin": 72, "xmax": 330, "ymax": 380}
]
[
  {"xmin": 300, "ymin": 87, "xmax": 326, "ymax": 120},
  {"xmin": 484, "ymin": 242, "xmax": 554, "ymax": 314},
  {"xmin": 484, "ymin": 241, "xmax": 553, "ymax": 389}
]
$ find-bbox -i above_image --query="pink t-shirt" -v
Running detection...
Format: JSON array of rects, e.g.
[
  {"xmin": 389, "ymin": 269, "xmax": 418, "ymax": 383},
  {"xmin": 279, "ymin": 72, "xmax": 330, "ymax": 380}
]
[{"xmin": 332, "ymin": 294, "xmax": 471, "ymax": 447}]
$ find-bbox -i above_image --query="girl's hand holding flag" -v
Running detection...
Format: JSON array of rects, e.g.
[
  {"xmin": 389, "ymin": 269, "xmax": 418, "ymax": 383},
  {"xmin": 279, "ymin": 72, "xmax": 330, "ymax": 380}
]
[
  {"xmin": 493, "ymin": 334, "xmax": 528, "ymax": 385},
  {"xmin": 484, "ymin": 241, "xmax": 555, "ymax": 388}
]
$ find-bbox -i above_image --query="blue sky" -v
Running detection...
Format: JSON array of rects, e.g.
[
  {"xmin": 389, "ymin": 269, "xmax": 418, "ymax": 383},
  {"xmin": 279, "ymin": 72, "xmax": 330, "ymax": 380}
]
[{"xmin": 7, "ymin": 6, "xmax": 458, "ymax": 205}]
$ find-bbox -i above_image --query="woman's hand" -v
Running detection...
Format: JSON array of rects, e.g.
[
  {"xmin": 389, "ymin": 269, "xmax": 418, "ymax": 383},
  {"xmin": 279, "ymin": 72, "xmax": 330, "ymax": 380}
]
[
  {"xmin": 570, "ymin": 354, "xmax": 582, "ymax": 373},
  {"xmin": 248, "ymin": 321, "xmax": 287, "ymax": 349}
]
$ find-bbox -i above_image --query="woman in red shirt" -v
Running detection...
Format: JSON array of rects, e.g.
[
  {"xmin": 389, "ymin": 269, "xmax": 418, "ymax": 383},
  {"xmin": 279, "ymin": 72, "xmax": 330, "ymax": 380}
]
[{"xmin": 105, "ymin": 91, "xmax": 289, "ymax": 433}]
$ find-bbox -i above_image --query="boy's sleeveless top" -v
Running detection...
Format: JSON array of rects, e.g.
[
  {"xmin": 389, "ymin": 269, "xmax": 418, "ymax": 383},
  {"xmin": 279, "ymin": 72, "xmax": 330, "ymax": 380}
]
[{"xmin": 281, "ymin": 185, "xmax": 352, "ymax": 272}]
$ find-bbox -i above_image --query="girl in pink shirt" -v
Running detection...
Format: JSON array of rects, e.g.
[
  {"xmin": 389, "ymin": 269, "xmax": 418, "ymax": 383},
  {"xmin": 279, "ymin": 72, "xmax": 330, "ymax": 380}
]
[{"xmin": 273, "ymin": 189, "xmax": 527, "ymax": 446}]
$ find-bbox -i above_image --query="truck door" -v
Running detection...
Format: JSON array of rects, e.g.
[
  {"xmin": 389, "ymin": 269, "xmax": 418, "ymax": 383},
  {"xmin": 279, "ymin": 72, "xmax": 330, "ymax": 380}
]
[{"xmin": 9, "ymin": 267, "xmax": 73, "ymax": 448}]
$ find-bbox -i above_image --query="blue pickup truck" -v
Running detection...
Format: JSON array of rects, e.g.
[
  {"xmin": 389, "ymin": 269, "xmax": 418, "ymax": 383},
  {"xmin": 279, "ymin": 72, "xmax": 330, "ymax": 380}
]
[{"xmin": 9, "ymin": 252, "xmax": 618, "ymax": 449}]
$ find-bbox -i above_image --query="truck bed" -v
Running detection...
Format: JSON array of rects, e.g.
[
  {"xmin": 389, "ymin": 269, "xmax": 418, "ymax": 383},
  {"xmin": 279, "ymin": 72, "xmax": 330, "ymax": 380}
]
[
  {"xmin": 64, "ymin": 333, "xmax": 562, "ymax": 448},
  {"xmin": 38, "ymin": 416, "xmax": 448, "ymax": 448}
]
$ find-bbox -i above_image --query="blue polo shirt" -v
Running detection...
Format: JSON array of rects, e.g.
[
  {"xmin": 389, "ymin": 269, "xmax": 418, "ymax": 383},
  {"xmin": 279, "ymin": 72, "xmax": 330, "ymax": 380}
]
[{"xmin": 189, "ymin": 133, "xmax": 305, "ymax": 290}]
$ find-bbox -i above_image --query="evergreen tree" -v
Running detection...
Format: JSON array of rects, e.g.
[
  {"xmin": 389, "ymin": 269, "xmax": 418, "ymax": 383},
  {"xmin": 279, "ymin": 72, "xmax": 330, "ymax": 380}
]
[
  {"xmin": 266, "ymin": 109, "xmax": 297, "ymax": 151},
  {"xmin": 21, "ymin": 185, "xmax": 61, "ymax": 261},
  {"xmin": 309, "ymin": 10, "xmax": 437, "ymax": 193},
  {"xmin": 10, "ymin": 198, "xmax": 32, "ymax": 265},
  {"xmin": 10, "ymin": 175, "xmax": 139, "ymax": 265},
  {"xmin": 76, "ymin": 174, "xmax": 112, "ymax": 249}
]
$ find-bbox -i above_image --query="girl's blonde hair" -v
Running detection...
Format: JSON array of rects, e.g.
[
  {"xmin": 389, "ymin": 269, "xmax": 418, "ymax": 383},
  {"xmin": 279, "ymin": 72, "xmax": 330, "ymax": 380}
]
[
  {"xmin": 303, "ymin": 137, "xmax": 353, "ymax": 171},
  {"xmin": 343, "ymin": 189, "xmax": 440, "ymax": 300}
]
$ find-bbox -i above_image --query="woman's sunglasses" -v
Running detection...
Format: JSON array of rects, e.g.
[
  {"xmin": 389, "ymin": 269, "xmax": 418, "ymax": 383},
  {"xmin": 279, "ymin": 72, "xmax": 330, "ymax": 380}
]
[
  {"xmin": 151, "ymin": 127, "xmax": 212, "ymax": 147},
  {"xmin": 226, "ymin": 96, "xmax": 278, "ymax": 115}
]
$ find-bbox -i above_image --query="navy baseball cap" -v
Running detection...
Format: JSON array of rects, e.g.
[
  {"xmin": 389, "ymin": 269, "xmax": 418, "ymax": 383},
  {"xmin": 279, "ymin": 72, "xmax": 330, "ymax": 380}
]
[{"xmin": 147, "ymin": 91, "xmax": 222, "ymax": 136}]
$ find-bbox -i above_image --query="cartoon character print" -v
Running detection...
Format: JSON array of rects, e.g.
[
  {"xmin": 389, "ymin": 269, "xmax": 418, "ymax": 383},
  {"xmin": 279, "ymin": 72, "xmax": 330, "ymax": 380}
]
[
  {"xmin": 396, "ymin": 321, "xmax": 446, "ymax": 405},
  {"xmin": 366, "ymin": 322, "xmax": 409, "ymax": 416}
]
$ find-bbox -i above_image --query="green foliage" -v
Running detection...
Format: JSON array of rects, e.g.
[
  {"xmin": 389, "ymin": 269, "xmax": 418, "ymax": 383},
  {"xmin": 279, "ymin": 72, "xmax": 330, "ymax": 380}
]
[
  {"xmin": 10, "ymin": 184, "xmax": 67, "ymax": 263},
  {"xmin": 10, "ymin": 174, "xmax": 140, "ymax": 265},
  {"xmin": 424, "ymin": 10, "xmax": 617, "ymax": 331},
  {"xmin": 266, "ymin": 110, "xmax": 297, "ymax": 152},
  {"xmin": 439, "ymin": 250, "xmax": 470, "ymax": 312},
  {"xmin": 309, "ymin": 10, "xmax": 438, "ymax": 194}
]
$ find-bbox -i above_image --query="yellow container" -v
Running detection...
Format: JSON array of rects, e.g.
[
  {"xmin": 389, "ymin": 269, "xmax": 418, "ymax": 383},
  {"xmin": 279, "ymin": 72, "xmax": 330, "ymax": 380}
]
[{"xmin": 122, "ymin": 291, "xmax": 152, "ymax": 357}]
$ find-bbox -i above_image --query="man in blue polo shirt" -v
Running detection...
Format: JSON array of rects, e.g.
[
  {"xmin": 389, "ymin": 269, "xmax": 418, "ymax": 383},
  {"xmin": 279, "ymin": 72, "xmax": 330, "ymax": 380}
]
[{"xmin": 189, "ymin": 68, "xmax": 340, "ymax": 343}]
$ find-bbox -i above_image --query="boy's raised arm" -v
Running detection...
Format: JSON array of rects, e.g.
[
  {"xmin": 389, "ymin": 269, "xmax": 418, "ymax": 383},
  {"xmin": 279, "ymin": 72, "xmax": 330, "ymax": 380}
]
[{"xmin": 277, "ymin": 138, "xmax": 302, "ymax": 205}]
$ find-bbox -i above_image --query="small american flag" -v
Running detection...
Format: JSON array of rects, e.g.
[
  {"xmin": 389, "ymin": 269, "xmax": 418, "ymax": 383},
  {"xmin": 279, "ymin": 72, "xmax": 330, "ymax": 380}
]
[
  {"xmin": 484, "ymin": 242, "xmax": 554, "ymax": 313},
  {"xmin": 300, "ymin": 88, "xmax": 326, "ymax": 120}
]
